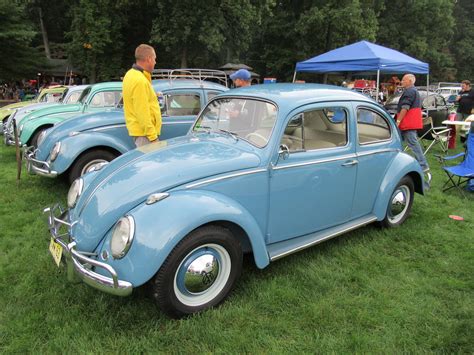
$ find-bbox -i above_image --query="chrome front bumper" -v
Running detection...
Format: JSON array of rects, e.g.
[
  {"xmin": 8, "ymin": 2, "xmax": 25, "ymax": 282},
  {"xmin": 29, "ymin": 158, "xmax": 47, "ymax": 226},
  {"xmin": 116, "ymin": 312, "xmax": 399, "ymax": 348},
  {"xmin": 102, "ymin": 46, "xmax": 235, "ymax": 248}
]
[
  {"xmin": 23, "ymin": 146, "xmax": 58, "ymax": 177},
  {"xmin": 44, "ymin": 204, "xmax": 132, "ymax": 296}
]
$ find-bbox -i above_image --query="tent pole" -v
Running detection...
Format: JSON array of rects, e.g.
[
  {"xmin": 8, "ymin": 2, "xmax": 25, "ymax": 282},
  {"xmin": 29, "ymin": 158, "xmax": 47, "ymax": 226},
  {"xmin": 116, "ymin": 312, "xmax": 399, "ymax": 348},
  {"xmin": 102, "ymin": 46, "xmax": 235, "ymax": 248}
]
[
  {"xmin": 376, "ymin": 70, "xmax": 380, "ymax": 103},
  {"xmin": 427, "ymin": 73, "xmax": 430, "ymax": 95},
  {"xmin": 292, "ymin": 71, "xmax": 297, "ymax": 83}
]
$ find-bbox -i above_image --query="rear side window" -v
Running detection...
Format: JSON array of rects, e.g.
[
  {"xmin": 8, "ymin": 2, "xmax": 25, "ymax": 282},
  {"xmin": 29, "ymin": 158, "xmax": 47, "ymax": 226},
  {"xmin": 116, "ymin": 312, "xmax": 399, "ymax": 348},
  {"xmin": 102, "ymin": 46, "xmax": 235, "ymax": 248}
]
[
  {"xmin": 163, "ymin": 94, "xmax": 201, "ymax": 116},
  {"xmin": 357, "ymin": 108, "xmax": 391, "ymax": 144}
]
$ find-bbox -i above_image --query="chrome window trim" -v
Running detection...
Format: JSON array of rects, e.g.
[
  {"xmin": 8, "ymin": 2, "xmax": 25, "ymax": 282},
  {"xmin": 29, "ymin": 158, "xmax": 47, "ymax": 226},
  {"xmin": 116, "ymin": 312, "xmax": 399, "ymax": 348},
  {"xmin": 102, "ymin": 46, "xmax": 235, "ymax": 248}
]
[
  {"xmin": 273, "ymin": 153, "xmax": 356, "ymax": 170},
  {"xmin": 185, "ymin": 168, "xmax": 267, "ymax": 189},
  {"xmin": 357, "ymin": 148, "xmax": 398, "ymax": 157},
  {"xmin": 355, "ymin": 106, "xmax": 393, "ymax": 145}
]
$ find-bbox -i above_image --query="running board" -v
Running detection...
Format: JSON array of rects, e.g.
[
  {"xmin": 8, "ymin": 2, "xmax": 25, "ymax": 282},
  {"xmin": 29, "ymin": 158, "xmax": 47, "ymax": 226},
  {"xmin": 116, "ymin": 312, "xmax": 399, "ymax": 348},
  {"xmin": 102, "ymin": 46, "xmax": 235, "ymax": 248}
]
[{"xmin": 267, "ymin": 215, "xmax": 377, "ymax": 261}]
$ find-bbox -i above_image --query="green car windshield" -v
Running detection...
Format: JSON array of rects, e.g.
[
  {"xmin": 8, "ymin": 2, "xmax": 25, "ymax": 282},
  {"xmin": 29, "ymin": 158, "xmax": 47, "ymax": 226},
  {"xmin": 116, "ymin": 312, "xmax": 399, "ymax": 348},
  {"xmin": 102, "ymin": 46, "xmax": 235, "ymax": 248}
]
[{"xmin": 193, "ymin": 97, "xmax": 278, "ymax": 148}]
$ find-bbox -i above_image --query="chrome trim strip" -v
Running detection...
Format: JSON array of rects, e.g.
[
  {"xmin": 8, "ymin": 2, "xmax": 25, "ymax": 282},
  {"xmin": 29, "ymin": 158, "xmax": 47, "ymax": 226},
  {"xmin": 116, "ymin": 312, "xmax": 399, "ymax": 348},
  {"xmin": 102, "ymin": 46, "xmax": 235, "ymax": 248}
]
[
  {"xmin": 273, "ymin": 153, "xmax": 356, "ymax": 170},
  {"xmin": 185, "ymin": 168, "xmax": 267, "ymax": 189},
  {"xmin": 270, "ymin": 217, "xmax": 377, "ymax": 261},
  {"xmin": 90, "ymin": 124, "xmax": 126, "ymax": 132},
  {"xmin": 356, "ymin": 148, "xmax": 398, "ymax": 157}
]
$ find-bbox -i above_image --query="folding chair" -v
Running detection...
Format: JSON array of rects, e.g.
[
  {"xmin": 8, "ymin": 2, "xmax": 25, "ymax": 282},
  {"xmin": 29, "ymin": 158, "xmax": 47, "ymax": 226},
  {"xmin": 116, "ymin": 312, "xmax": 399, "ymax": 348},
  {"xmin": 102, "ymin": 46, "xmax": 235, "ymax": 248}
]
[
  {"xmin": 437, "ymin": 122, "xmax": 474, "ymax": 197},
  {"xmin": 418, "ymin": 116, "xmax": 451, "ymax": 154}
]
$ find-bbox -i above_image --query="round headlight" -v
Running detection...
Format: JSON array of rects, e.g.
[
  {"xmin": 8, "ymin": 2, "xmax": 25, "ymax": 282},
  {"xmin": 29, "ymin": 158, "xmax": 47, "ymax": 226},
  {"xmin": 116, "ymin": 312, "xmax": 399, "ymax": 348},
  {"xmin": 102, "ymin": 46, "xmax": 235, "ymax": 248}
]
[
  {"xmin": 67, "ymin": 178, "xmax": 83, "ymax": 208},
  {"xmin": 50, "ymin": 142, "xmax": 61, "ymax": 161},
  {"xmin": 110, "ymin": 216, "xmax": 135, "ymax": 259}
]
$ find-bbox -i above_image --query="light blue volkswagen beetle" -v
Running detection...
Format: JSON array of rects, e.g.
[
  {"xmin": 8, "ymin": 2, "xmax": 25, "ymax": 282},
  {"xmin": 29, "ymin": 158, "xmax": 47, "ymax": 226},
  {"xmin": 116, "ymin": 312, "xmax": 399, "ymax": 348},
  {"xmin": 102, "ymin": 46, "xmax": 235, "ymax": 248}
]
[
  {"xmin": 45, "ymin": 84, "xmax": 425, "ymax": 318},
  {"xmin": 24, "ymin": 79, "xmax": 227, "ymax": 183}
]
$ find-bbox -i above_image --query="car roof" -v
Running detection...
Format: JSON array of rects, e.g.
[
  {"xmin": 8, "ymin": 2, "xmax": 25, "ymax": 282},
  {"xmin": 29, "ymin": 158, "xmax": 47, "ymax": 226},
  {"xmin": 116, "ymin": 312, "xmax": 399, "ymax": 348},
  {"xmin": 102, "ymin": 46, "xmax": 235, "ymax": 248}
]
[
  {"xmin": 217, "ymin": 83, "xmax": 375, "ymax": 107},
  {"xmin": 89, "ymin": 81, "xmax": 123, "ymax": 90},
  {"xmin": 151, "ymin": 79, "xmax": 227, "ymax": 92}
]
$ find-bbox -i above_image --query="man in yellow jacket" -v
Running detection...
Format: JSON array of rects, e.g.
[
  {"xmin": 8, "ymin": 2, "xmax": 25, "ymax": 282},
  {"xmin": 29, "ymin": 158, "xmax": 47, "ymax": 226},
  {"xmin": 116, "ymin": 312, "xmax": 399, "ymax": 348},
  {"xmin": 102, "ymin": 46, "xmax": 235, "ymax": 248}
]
[{"xmin": 123, "ymin": 44, "xmax": 162, "ymax": 147}]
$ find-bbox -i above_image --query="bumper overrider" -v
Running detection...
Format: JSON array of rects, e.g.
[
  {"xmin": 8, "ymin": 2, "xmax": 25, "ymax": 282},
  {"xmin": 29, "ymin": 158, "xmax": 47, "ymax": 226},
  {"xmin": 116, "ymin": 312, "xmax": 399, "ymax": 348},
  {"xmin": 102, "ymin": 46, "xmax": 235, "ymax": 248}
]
[
  {"xmin": 44, "ymin": 204, "xmax": 132, "ymax": 296},
  {"xmin": 23, "ymin": 146, "xmax": 58, "ymax": 177}
]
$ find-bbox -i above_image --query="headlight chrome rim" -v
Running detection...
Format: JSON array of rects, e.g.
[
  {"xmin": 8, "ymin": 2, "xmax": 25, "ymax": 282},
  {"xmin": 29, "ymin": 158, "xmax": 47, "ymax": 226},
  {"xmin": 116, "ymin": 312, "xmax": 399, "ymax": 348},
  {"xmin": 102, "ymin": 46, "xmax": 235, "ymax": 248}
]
[
  {"xmin": 50, "ymin": 142, "xmax": 61, "ymax": 161},
  {"xmin": 67, "ymin": 178, "xmax": 83, "ymax": 208},
  {"xmin": 111, "ymin": 216, "xmax": 135, "ymax": 259}
]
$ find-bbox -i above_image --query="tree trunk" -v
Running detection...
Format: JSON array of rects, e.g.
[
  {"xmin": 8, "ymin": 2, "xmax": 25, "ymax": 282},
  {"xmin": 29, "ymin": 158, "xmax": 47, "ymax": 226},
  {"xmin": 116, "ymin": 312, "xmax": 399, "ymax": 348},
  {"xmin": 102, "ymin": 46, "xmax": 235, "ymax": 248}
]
[
  {"xmin": 180, "ymin": 47, "xmax": 187, "ymax": 68},
  {"xmin": 38, "ymin": 7, "xmax": 51, "ymax": 59}
]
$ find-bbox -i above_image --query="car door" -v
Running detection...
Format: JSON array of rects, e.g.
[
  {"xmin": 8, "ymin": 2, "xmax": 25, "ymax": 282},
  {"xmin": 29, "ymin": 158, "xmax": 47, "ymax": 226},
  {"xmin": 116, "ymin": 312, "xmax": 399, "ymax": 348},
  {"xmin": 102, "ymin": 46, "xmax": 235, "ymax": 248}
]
[
  {"xmin": 352, "ymin": 104, "xmax": 397, "ymax": 218},
  {"xmin": 160, "ymin": 89, "xmax": 203, "ymax": 139},
  {"xmin": 268, "ymin": 103, "xmax": 357, "ymax": 243}
]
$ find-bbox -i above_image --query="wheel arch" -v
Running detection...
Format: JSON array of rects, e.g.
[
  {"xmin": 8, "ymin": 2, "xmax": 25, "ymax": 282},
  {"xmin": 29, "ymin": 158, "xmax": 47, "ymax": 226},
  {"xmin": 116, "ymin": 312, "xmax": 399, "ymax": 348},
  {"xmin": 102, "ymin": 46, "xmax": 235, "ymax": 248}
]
[{"xmin": 98, "ymin": 190, "xmax": 270, "ymax": 287}]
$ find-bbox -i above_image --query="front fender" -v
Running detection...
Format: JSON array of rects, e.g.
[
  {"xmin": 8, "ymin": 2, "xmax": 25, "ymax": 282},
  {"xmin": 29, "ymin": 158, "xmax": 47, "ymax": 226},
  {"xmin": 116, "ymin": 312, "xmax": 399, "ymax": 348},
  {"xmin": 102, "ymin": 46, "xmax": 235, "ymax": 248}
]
[
  {"xmin": 373, "ymin": 152, "xmax": 424, "ymax": 220},
  {"xmin": 20, "ymin": 116, "xmax": 65, "ymax": 144},
  {"xmin": 50, "ymin": 132, "xmax": 133, "ymax": 174},
  {"xmin": 96, "ymin": 190, "xmax": 270, "ymax": 287}
]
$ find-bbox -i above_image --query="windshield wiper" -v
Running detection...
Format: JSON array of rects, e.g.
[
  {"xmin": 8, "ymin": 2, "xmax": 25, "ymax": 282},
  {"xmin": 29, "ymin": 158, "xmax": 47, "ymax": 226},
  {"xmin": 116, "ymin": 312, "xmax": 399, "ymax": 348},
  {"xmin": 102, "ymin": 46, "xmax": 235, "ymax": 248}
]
[{"xmin": 218, "ymin": 129, "xmax": 238, "ymax": 141}]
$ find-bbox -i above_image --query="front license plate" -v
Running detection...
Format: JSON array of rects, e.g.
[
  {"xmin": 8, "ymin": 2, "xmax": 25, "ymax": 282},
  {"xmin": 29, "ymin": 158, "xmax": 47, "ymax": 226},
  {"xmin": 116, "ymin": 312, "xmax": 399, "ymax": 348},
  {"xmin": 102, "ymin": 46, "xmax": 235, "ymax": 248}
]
[{"xmin": 49, "ymin": 238, "xmax": 63, "ymax": 267}]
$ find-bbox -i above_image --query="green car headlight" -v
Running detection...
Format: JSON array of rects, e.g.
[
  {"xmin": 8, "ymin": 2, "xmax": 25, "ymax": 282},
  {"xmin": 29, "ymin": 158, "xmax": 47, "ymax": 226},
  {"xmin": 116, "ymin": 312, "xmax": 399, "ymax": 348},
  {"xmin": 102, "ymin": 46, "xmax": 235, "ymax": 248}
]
[
  {"xmin": 111, "ymin": 216, "xmax": 135, "ymax": 259},
  {"xmin": 67, "ymin": 178, "xmax": 83, "ymax": 208},
  {"xmin": 50, "ymin": 142, "xmax": 61, "ymax": 161}
]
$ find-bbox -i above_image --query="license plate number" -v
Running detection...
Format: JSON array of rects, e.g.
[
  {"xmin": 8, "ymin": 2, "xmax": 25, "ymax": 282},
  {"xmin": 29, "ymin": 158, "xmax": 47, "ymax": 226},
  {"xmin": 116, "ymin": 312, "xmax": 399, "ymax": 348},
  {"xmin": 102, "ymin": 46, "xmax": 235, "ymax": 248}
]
[{"xmin": 49, "ymin": 238, "xmax": 63, "ymax": 267}]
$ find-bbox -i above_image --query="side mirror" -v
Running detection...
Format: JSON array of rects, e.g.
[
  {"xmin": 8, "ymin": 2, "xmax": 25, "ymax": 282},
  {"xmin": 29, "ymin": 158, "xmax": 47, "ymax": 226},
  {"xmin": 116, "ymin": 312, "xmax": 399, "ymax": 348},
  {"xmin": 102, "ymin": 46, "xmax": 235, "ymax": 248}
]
[
  {"xmin": 82, "ymin": 102, "xmax": 88, "ymax": 112},
  {"xmin": 278, "ymin": 144, "xmax": 290, "ymax": 161}
]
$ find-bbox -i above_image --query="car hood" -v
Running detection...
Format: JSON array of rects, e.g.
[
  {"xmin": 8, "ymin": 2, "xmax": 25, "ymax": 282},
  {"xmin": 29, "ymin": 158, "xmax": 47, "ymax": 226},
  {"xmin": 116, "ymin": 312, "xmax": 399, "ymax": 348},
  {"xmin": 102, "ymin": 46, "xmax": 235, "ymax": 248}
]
[
  {"xmin": 21, "ymin": 103, "xmax": 81, "ymax": 124},
  {"xmin": 70, "ymin": 134, "xmax": 261, "ymax": 251},
  {"xmin": 0, "ymin": 101, "xmax": 33, "ymax": 113},
  {"xmin": 36, "ymin": 109, "xmax": 123, "ymax": 160}
]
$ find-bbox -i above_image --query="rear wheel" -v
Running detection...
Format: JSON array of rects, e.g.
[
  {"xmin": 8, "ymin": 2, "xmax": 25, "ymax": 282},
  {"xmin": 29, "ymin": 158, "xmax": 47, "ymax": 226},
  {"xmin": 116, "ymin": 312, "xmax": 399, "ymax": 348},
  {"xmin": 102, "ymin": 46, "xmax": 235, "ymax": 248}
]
[
  {"xmin": 151, "ymin": 225, "xmax": 242, "ymax": 318},
  {"xmin": 379, "ymin": 176, "xmax": 414, "ymax": 228},
  {"xmin": 68, "ymin": 149, "xmax": 118, "ymax": 184}
]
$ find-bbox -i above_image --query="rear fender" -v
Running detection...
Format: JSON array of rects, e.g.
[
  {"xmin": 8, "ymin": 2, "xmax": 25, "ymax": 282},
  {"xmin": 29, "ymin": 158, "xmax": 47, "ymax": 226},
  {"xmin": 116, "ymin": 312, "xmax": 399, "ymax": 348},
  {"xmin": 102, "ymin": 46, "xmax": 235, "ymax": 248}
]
[
  {"xmin": 373, "ymin": 152, "xmax": 424, "ymax": 220},
  {"xmin": 96, "ymin": 190, "xmax": 269, "ymax": 287}
]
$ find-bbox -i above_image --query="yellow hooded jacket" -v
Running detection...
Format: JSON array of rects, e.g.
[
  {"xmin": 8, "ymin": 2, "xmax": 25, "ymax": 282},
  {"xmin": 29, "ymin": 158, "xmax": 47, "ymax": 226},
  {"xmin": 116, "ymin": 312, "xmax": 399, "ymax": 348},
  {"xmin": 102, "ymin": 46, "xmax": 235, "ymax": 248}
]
[{"xmin": 123, "ymin": 66, "xmax": 162, "ymax": 141}]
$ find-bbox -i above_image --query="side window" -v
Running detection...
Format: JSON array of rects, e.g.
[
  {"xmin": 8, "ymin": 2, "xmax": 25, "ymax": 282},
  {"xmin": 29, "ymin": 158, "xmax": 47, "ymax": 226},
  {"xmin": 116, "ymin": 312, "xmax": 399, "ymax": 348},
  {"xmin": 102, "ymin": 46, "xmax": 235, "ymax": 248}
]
[
  {"xmin": 357, "ymin": 108, "xmax": 391, "ymax": 144},
  {"xmin": 280, "ymin": 107, "xmax": 348, "ymax": 152},
  {"xmin": 163, "ymin": 94, "xmax": 201, "ymax": 116},
  {"xmin": 89, "ymin": 91, "xmax": 120, "ymax": 107},
  {"xmin": 64, "ymin": 91, "xmax": 82, "ymax": 104}
]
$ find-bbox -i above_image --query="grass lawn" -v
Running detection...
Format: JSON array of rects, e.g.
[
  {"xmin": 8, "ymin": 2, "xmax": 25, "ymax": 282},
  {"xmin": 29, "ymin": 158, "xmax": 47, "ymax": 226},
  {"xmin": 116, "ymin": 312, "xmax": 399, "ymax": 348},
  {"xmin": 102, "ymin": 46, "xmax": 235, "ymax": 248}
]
[{"xmin": 0, "ymin": 141, "xmax": 472, "ymax": 353}]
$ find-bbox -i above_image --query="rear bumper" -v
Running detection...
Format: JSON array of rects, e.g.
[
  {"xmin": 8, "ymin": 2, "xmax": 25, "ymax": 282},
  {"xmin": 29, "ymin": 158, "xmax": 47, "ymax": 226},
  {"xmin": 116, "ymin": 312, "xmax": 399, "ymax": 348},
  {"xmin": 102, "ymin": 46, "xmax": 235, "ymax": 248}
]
[
  {"xmin": 23, "ymin": 146, "xmax": 58, "ymax": 177},
  {"xmin": 44, "ymin": 204, "xmax": 132, "ymax": 296}
]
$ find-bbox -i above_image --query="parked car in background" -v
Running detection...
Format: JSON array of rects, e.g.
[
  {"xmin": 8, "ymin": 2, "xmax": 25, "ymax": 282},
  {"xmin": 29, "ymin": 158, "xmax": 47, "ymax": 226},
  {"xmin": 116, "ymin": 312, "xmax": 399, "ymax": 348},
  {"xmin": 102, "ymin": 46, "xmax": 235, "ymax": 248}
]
[
  {"xmin": 3, "ymin": 85, "xmax": 87, "ymax": 145},
  {"xmin": 45, "ymin": 83, "xmax": 425, "ymax": 318},
  {"xmin": 0, "ymin": 86, "xmax": 67, "ymax": 134},
  {"xmin": 384, "ymin": 89, "xmax": 449, "ymax": 136},
  {"xmin": 25, "ymin": 77, "xmax": 227, "ymax": 183},
  {"xmin": 13, "ymin": 82, "xmax": 122, "ymax": 147}
]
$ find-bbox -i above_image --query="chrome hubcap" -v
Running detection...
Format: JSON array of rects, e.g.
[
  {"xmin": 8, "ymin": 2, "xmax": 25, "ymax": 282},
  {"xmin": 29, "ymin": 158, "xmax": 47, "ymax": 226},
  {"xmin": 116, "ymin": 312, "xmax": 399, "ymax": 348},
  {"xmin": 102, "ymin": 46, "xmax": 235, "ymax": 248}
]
[
  {"xmin": 174, "ymin": 243, "xmax": 231, "ymax": 307},
  {"xmin": 81, "ymin": 158, "xmax": 109, "ymax": 176},
  {"xmin": 388, "ymin": 185, "xmax": 410, "ymax": 224}
]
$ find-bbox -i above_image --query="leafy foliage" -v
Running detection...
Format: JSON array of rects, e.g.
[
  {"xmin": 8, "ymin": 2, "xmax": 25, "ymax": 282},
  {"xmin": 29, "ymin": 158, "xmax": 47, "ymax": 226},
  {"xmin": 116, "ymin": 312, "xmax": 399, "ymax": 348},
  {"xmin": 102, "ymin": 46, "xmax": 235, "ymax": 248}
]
[{"xmin": 0, "ymin": 0, "xmax": 45, "ymax": 80}]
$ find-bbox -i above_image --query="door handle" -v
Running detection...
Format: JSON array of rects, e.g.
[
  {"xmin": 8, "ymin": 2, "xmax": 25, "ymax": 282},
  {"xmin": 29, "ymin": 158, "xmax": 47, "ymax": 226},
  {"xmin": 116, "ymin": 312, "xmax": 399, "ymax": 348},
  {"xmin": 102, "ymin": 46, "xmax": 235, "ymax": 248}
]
[{"xmin": 341, "ymin": 159, "xmax": 358, "ymax": 167}]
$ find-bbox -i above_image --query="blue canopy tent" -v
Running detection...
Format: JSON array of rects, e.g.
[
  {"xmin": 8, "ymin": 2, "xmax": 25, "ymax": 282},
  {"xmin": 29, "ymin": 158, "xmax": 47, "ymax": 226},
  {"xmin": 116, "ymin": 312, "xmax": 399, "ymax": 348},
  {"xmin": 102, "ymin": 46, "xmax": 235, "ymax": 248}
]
[{"xmin": 294, "ymin": 40, "xmax": 430, "ymax": 100}]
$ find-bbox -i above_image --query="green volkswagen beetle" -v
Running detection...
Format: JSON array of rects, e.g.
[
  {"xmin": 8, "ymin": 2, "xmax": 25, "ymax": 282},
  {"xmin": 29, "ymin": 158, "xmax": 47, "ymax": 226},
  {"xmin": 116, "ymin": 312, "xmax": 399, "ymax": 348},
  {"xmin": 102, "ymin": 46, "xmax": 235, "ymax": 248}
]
[{"xmin": 17, "ymin": 82, "xmax": 122, "ymax": 147}]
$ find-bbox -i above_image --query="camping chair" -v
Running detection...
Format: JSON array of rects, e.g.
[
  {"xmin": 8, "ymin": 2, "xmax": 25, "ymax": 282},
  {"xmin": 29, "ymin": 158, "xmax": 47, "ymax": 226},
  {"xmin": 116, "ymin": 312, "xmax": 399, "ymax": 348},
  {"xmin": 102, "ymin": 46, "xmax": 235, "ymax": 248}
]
[
  {"xmin": 436, "ymin": 122, "xmax": 474, "ymax": 197},
  {"xmin": 418, "ymin": 116, "xmax": 451, "ymax": 154}
]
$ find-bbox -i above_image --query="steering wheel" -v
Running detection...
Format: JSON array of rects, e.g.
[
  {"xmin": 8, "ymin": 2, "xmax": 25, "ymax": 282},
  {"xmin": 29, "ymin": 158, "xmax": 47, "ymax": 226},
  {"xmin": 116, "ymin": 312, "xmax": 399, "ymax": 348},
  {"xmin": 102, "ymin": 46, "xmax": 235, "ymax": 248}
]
[{"xmin": 245, "ymin": 132, "xmax": 269, "ymax": 146}]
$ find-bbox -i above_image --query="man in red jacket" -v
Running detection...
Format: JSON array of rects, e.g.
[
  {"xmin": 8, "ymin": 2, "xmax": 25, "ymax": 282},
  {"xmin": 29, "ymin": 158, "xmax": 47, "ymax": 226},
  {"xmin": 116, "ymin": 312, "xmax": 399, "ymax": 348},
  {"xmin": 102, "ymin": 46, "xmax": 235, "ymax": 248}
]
[{"xmin": 396, "ymin": 74, "xmax": 430, "ymax": 175}]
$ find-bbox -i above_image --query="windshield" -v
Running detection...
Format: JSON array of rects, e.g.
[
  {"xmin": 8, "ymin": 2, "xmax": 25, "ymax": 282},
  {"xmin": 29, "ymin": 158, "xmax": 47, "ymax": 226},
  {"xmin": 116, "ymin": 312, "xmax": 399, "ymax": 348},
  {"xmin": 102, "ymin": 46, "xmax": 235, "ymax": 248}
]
[{"xmin": 193, "ymin": 98, "xmax": 278, "ymax": 148}]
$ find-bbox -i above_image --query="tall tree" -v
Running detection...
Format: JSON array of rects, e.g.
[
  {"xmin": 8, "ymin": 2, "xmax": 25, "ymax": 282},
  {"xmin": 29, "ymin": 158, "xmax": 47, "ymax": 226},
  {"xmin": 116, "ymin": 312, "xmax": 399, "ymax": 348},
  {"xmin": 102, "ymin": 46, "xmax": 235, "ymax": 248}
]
[
  {"xmin": 0, "ymin": 0, "xmax": 44, "ymax": 80},
  {"xmin": 150, "ymin": 0, "xmax": 273, "ymax": 68},
  {"xmin": 66, "ymin": 0, "xmax": 124, "ymax": 82},
  {"xmin": 450, "ymin": 0, "xmax": 474, "ymax": 80},
  {"xmin": 377, "ymin": 0, "xmax": 456, "ymax": 82}
]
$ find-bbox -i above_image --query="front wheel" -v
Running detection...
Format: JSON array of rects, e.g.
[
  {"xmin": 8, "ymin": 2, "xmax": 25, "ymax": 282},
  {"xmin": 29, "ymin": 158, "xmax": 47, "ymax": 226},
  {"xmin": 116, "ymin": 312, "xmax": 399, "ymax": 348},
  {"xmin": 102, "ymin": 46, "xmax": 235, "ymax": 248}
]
[
  {"xmin": 379, "ymin": 176, "xmax": 414, "ymax": 228},
  {"xmin": 68, "ymin": 149, "xmax": 118, "ymax": 184},
  {"xmin": 151, "ymin": 225, "xmax": 242, "ymax": 318}
]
